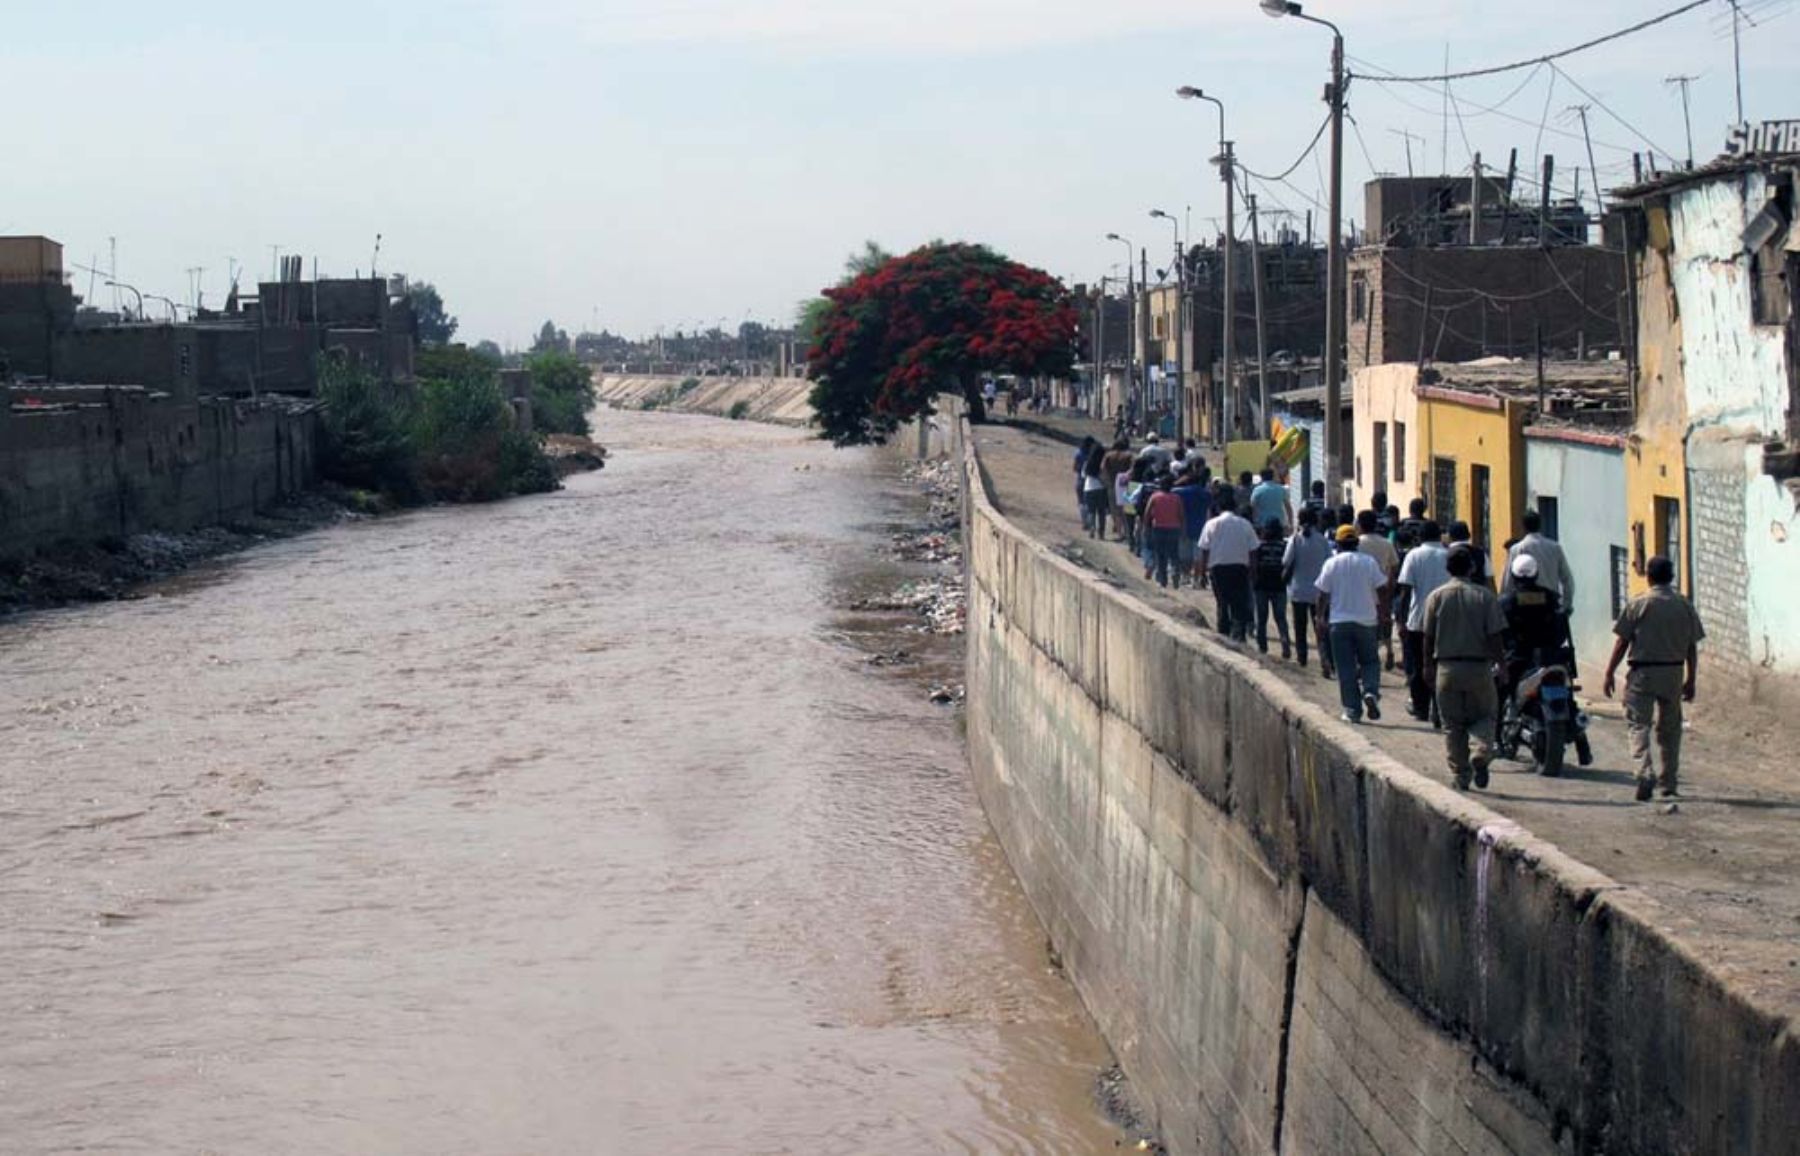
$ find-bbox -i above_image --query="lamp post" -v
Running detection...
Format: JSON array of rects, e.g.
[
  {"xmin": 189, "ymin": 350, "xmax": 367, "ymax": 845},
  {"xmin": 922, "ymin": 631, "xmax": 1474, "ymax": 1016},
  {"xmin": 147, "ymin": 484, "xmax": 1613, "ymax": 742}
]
[
  {"xmin": 1105, "ymin": 233, "xmax": 1137, "ymax": 425},
  {"xmin": 1177, "ymin": 87, "xmax": 1236, "ymax": 444},
  {"xmin": 145, "ymin": 294, "xmax": 181, "ymax": 322},
  {"xmin": 1149, "ymin": 209, "xmax": 1184, "ymax": 441},
  {"xmin": 1258, "ymin": 0, "xmax": 1345, "ymax": 495},
  {"xmin": 104, "ymin": 279, "xmax": 144, "ymax": 321}
]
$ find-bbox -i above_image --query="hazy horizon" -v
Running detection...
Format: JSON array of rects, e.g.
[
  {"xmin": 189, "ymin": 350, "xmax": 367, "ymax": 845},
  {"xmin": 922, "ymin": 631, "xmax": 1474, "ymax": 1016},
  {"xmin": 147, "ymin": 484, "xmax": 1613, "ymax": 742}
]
[{"xmin": 6, "ymin": 0, "xmax": 1786, "ymax": 347}]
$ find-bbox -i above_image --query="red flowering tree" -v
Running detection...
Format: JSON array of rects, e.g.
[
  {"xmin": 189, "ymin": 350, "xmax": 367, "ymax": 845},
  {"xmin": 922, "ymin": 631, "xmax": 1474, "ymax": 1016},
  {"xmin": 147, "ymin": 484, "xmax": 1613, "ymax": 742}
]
[{"xmin": 805, "ymin": 242, "xmax": 1079, "ymax": 445}]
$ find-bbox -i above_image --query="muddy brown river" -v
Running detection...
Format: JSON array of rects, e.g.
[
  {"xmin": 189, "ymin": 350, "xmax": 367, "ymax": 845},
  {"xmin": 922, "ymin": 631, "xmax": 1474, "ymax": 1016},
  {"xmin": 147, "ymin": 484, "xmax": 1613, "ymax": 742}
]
[{"xmin": 0, "ymin": 408, "xmax": 1123, "ymax": 1154}]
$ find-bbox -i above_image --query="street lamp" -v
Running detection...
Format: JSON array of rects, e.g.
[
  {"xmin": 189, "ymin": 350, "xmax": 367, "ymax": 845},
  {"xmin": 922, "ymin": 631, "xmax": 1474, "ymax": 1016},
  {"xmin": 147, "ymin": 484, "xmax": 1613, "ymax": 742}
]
[
  {"xmin": 1149, "ymin": 210, "xmax": 1185, "ymax": 441},
  {"xmin": 104, "ymin": 279, "xmax": 144, "ymax": 320},
  {"xmin": 145, "ymin": 294, "xmax": 181, "ymax": 322},
  {"xmin": 1105, "ymin": 232, "xmax": 1139, "ymax": 422},
  {"xmin": 1178, "ymin": 86, "xmax": 1238, "ymax": 443},
  {"xmin": 1258, "ymin": 0, "xmax": 1346, "ymax": 495}
]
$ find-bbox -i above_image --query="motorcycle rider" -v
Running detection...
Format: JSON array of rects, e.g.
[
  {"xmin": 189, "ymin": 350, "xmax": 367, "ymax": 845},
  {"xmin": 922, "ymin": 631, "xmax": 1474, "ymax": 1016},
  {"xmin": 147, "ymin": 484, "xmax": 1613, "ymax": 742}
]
[{"xmin": 1498, "ymin": 554, "xmax": 1572, "ymax": 709}]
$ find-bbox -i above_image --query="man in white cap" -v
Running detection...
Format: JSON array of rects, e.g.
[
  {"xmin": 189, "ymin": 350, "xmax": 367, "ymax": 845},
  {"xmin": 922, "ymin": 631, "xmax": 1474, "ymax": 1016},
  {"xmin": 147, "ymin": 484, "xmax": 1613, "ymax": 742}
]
[
  {"xmin": 1498, "ymin": 551, "xmax": 1572, "ymax": 708},
  {"xmin": 1504, "ymin": 509, "xmax": 1574, "ymax": 606},
  {"xmin": 1135, "ymin": 432, "xmax": 1172, "ymax": 474}
]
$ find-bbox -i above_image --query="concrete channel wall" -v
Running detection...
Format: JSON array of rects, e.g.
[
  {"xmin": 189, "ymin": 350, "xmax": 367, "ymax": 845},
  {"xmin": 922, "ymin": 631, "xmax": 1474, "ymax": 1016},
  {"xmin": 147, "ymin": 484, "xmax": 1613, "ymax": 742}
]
[
  {"xmin": 594, "ymin": 374, "xmax": 814, "ymax": 426},
  {"xmin": 1, "ymin": 387, "xmax": 318, "ymax": 560},
  {"xmin": 956, "ymin": 417, "xmax": 1799, "ymax": 1155}
]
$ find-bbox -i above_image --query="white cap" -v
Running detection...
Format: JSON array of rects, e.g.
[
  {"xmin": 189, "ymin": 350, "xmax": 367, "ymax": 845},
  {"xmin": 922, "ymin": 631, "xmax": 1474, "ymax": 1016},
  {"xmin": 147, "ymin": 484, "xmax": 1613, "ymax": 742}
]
[{"xmin": 1510, "ymin": 553, "xmax": 1540, "ymax": 580}]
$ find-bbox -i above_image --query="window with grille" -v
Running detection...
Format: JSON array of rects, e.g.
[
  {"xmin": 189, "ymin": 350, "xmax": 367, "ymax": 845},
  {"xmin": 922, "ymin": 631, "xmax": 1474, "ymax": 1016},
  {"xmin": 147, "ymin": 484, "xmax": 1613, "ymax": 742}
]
[
  {"xmin": 1395, "ymin": 422, "xmax": 1407, "ymax": 484},
  {"xmin": 1374, "ymin": 422, "xmax": 1389, "ymax": 486},
  {"xmin": 1351, "ymin": 271, "xmax": 1369, "ymax": 322},
  {"xmin": 1472, "ymin": 465, "xmax": 1492, "ymax": 551},
  {"xmin": 1610, "ymin": 545, "xmax": 1630, "ymax": 619},
  {"xmin": 1432, "ymin": 457, "xmax": 1457, "ymax": 525}
]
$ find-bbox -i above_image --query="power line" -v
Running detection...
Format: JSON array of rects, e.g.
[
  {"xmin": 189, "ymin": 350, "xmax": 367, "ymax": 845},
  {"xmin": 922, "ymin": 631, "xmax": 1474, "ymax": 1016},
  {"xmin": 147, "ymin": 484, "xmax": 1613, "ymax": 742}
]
[
  {"xmin": 1551, "ymin": 63, "xmax": 1675, "ymax": 163},
  {"xmin": 1353, "ymin": 0, "xmax": 1709, "ymax": 84},
  {"xmin": 1351, "ymin": 57, "xmax": 1634, "ymax": 154},
  {"xmin": 1239, "ymin": 111, "xmax": 1332, "ymax": 183}
]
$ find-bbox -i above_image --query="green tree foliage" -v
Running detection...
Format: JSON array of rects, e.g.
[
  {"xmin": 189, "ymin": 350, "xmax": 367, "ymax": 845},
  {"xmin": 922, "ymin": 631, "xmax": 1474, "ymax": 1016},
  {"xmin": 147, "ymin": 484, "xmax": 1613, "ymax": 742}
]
[
  {"xmin": 317, "ymin": 357, "xmax": 420, "ymax": 500},
  {"xmin": 532, "ymin": 320, "xmax": 571, "ymax": 355},
  {"xmin": 473, "ymin": 339, "xmax": 503, "ymax": 361},
  {"xmin": 317, "ymin": 347, "xmax": 557, "ymax": 505},
  {"xmin": 407, "ymin": 282, "xmax": 458, "ymax": 345},
  {"xmin": 805, "ymin": 242, "xmax": 1077, "ymax": 445},
  {"xmin": 524, "ymin": 351, "xmax": 597, "ymax": 436}
]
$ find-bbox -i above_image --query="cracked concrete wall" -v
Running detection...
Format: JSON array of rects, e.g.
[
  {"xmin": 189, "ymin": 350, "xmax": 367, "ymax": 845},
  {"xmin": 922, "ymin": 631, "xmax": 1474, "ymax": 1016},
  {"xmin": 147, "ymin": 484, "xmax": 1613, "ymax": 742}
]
[{"xmin": 959, "ymin": 417, "xmax": 1800, "ymax": 1155}]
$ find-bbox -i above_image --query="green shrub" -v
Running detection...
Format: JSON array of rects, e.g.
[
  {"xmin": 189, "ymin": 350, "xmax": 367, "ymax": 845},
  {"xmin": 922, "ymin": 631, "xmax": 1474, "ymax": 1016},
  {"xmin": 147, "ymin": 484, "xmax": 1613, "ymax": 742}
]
[
  {"xmin": 678, "ymin": 376, "xmax": 701, "ymax": 395},
  {"xmin": 524, "ymin": 351, "xmax": 596, "ymax": 436},
  {"xmin": 727, "ymin": 400, "xmax": 751, "ymax": 420},
  {"xmin": 317, "ymin": 359, "xmax": 420, "ymax": 501}
]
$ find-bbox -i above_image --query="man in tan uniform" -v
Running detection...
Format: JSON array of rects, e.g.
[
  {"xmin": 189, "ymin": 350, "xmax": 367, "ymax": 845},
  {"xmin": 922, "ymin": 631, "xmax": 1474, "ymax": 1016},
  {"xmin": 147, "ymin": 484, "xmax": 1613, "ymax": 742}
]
[
  {"xmin": 1422, "ymin": 545, "xmax": 1508, "ymax": 791},
  {"xmin": 1603, "ymin": 556, "xmax": 1705, "ymax": 802}
]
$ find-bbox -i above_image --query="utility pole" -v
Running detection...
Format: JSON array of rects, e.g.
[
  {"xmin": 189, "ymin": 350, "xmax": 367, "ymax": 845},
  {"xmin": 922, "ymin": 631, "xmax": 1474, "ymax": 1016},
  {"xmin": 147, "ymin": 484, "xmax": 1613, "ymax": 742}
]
[
  {"xmin": 1094, "ymin": 278, "xmax": 1107, "ymax": 418},
  {"xmin": 1140, "ymin": 246, "xmax": 1151, "ymax": 427},
  {"xmin": 1470, "ymin": 153, "xmax": 1484, "ymax": 246},
  {"xmin": 1249, "ymin": 194, "xmax": 1271, "ymax": 434},
  {"xmin": 1325, "ymin": 29, "xmax": 1347, "ymax": 492},
  {"xmin": 1729, "ymin": 0, "xmax": 1745, "ymax": 126},
  {"xmin": 1665, "ymin": 75, "xmax": 1697, "ymax": 170},
  {"xmin": 1220, "ymin": 141, "xmax": 1238, "ymax": 441},
  {"xmin": 1567, "ymin": 105, "xmax": 1603, "ymax": 224}
]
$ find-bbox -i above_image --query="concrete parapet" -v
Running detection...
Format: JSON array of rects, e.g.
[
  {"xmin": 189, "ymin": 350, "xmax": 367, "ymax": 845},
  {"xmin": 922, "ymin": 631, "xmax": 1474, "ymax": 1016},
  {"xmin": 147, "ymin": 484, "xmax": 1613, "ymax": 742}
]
[{"xmin": 958, "ymin": 411, "xmax": 1800, "ymax": 1155}]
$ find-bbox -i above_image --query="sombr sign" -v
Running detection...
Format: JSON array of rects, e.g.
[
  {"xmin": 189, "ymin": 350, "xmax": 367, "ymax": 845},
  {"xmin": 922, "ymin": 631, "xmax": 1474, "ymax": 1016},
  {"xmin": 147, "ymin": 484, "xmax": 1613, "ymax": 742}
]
[{"xmin": 1725, "ymin": 120, "xmax": 1800, "ymax": 157}]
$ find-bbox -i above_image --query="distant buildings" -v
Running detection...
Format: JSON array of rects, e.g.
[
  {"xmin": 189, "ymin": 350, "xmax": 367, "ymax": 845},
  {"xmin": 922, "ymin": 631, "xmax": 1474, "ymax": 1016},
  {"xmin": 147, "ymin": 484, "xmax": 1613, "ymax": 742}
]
[{"xmin": 0, "ymin": 238, "xmax": 416, "ymax": 398}]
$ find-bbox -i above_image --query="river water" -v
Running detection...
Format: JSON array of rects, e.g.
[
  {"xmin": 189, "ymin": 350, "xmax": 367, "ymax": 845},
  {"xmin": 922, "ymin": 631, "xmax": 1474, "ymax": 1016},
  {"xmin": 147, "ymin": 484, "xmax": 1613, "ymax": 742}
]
[{"xmin": 0, "ymin": 409, "xmax": 1122, "ymax": 1154}]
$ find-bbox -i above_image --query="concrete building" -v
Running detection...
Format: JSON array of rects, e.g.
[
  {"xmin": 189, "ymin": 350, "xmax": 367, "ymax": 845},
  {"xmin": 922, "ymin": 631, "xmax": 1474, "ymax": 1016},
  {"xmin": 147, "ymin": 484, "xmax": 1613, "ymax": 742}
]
[
  {"xmin": 0, "ymin": 236, "xmax": 77, "ymax": 377},
  {"xmin": 1523, "ymin": 423, "xmax": 1631, "ymax": 666},
  {"xmin": 1347, "ymin": 245, "xmax": 1627, "ymax": 372},
  {"xmin": 1347, "ymin": 171, "xmax": 1627, "ymax": 374},
  {"xmin": 1613, "ymin": 153, "xmax": 1800, "ymax": 703}
]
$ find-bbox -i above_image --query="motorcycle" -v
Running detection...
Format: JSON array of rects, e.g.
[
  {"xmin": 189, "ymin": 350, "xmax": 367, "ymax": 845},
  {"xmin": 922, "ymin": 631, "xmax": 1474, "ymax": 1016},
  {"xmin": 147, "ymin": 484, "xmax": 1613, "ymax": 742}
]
[{"xmin": 1496, "ymin": 652, "xmax": 1593, "ymax": 777}]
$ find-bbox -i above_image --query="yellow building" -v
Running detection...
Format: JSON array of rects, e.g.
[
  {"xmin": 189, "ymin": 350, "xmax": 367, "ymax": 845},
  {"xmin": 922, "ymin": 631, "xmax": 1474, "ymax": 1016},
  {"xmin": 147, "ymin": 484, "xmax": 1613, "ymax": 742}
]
[
  {"xmin": 1414, "ymin": 383, "xmax": 1529, "ymax": 583},
  {"xmin": 1618, "ymin": 198, "xmax": 1690, "ymax": 597}
]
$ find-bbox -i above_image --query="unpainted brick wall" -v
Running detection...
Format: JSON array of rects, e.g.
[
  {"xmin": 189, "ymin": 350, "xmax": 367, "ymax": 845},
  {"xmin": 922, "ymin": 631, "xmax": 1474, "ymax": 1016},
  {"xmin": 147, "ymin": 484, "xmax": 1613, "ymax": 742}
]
[{"xmin": 1688, "ymin": 464, "xmax": 1753, "ymax": 676}]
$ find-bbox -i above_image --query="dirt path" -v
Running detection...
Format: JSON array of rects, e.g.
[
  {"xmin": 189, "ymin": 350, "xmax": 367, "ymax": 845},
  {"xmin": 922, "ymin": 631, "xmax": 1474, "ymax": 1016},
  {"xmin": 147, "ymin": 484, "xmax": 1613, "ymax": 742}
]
[{"xmin": 973, "ymin": 419, "xmax": 1800, "ymax": 1006}]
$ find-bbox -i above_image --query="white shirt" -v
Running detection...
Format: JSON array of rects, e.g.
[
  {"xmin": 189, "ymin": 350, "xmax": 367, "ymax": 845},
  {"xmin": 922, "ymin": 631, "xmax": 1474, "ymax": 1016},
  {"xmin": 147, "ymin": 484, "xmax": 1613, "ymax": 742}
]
[
  {"xmin": 1198, "ymin": 512, "xmax": 1258, "ymax": 568},
  {"xmin": 1397, "ymin": 542, "xmax": 1452, "ymax": 632},
  {"xmin": 1136, "ymin": 444, "xmax": 1173, "ymax": 473},
  {"xmin": 1315, "ymin": 550, "xmax": 1386, "ymax": 626},
  {"xmin": 1504, "ymin": 533, "xmax": 1575, "ymax": 604}
]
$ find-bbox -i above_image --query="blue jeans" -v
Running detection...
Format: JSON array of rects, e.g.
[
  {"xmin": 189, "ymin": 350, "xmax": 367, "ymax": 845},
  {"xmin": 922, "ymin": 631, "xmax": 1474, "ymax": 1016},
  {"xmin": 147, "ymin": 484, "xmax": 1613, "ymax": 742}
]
[
  {"xmin": 1330, "ymin": 622, "xmax": 1381, "ymax": 718},
  {"xmin": 1254, "ymin": 588, "xmax": 1290, "ymax": 653}
]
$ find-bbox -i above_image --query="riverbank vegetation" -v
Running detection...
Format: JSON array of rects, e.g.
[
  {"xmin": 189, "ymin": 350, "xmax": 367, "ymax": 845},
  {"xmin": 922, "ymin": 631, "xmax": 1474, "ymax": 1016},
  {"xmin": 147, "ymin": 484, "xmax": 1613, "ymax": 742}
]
[{"xmin": 318, "ymin": 348, "xmax": 559, "ymax": 506}]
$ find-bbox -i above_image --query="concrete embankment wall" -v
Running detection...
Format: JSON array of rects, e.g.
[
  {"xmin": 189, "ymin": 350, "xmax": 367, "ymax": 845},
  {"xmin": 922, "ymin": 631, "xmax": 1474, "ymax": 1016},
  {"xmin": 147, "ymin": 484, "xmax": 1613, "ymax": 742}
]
[
  {"xmin": 957, "ymin": 418, "xmax": 1799, "ymax": 1154},
  {"xmin": 594, "ymin": 374, "xmax": 813, "ymax": 426},
  {"xmin": 1, "ymin": 386, "xmax": 318, "ymax": 560}
]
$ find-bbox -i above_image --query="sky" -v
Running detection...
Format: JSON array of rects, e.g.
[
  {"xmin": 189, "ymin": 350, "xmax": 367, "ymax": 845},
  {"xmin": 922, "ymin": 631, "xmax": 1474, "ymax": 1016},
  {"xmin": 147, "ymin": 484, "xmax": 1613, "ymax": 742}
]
[{"xmin": 4, "ymin": 0, "xmax": 1789, "ymax": 347}]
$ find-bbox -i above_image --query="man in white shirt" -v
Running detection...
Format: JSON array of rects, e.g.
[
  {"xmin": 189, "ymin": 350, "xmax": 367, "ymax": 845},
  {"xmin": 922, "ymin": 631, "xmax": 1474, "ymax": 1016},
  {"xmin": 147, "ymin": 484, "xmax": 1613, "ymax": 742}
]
[
  {"xmin": 1356, "ymin": 510, "xmax": 1400, "ymax": 671},
  {"xmin": 1198, "ymin": 497, "xmax": 1259, "ymax": 642},
  {"xmin": 1135, "ymin": 432, "xmax": 1173, "ymax": 475},
  {"xmin": 1503, "ymin": 509, "xmax": 1575, "ymax": 607},
  {"xmin": 1316, "ymin": 525, "xmax": 1389, "ymax": 723},
  {"xmin": 1395, "ymin": 521, "xmax": 1451, "ymax": 722}
]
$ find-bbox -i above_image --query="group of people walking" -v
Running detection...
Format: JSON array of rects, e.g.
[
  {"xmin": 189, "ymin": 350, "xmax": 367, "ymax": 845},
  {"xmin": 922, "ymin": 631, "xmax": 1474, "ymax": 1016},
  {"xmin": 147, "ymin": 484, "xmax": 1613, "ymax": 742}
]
[{"xmin": 1072, "ymin": 435, "xmax": 1705, "ymax": 803}]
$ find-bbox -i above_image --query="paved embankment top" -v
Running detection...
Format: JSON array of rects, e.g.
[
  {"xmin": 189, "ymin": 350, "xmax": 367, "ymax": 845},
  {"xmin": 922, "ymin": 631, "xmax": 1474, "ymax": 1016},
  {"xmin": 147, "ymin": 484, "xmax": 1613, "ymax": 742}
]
[{"xmin": 971, "ymin": 416, "xmax": 1800, "ymax": 1015}]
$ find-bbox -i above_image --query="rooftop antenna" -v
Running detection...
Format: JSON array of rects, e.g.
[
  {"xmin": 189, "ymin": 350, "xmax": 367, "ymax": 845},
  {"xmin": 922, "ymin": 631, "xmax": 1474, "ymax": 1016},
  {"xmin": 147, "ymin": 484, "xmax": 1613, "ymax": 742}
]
[
  {"xmin": 186, "ymin": 266, "xmax": 205, "ymax": 311},
  {"xmin": 109, "ymin": 236, "xmax": 118, "ymax": 313},
  {"xmin": 1388, "ymin": 128, "xmax": 1425, "ymax": 178},
  {"xmin": 1664, "ymin": 75, "xmax": 1698, "ymax": 169},
  {"xmin": 370, "ymin": 232, "xmax": 382, "ymax": 278}
]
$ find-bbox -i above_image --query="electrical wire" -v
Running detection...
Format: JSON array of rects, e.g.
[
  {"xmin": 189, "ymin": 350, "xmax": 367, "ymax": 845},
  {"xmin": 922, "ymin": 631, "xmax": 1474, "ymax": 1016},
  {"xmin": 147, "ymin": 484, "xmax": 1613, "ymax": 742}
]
[
  {"xmin": 1351, "ymin": 0, "xmax": 1710, "ymax": 84},
  {"xmin": 1550, "ymin": 63, "xmax": 1675, "ymax": 162},
  {"xmin": 1240, "ymin": 111, "xmax": 1332, "ymax": 183},
  {"xmin": 1351, "ymin": 56, "xmax": 1633, "ymax": 153}
]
